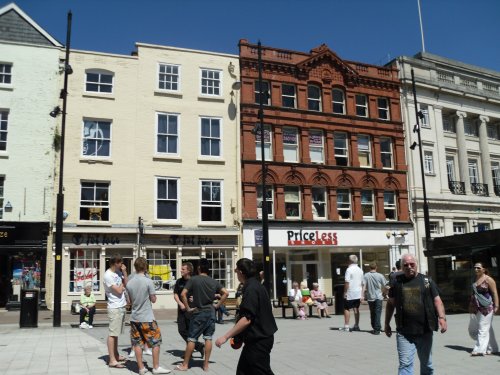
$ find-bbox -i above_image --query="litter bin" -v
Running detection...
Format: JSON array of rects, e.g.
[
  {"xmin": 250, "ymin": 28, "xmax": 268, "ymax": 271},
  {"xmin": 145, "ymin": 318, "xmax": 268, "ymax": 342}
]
[
  {"xmin": 334, "ymin": 284, "xmax": 345, "ymax": 315},
  {"xmin": 20, "ymin": 289, "xmax": 39, "ymax": 328}
]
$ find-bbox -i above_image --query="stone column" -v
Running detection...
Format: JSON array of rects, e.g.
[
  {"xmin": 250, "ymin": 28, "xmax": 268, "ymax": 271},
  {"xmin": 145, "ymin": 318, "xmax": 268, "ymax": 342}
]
[
  {"xmin": 433, "ymin": 106, "xmax": 449, "ymax": 193},
  {"xmin": 455, "ymin": 111, "xmax": 470, "ymax": 193},
  {"xmin": 478, "ymin": 115, "xmax": 494, "ymax": 196}
]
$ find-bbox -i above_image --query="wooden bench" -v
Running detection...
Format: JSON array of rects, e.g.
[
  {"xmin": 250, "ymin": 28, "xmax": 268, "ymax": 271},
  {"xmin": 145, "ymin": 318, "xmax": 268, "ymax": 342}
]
[
  {"xmin": 221, "ymin": 297, "xmax": 239, "ymax": 312},
  {"xmin": 272, "ymin": 296, "xmax": 334, "ymax": 319},
  {"xmin": 307, "ymin": 297, "xmax": 334, "ymax": 317},
  {"xmin": 71, "ymin": 300, "xmax": 131, "ymax": 315}
]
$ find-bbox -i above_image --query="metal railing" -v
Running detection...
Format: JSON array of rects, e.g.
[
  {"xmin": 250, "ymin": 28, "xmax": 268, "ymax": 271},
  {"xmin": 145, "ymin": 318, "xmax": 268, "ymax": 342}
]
[
  {"xmin": 471, "ymin": 183, "xmax": 488, "ymax": 196},
  {"xmin": 494, "ymin": 184, "xmax": 500, "ymax": 197},
  {"xmin": 448, "ymin": 180, "xmax": 466, "ymax": 195}
]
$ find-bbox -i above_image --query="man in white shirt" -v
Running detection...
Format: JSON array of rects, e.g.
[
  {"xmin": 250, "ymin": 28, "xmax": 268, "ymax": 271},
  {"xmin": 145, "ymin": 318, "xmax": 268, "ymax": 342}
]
[
  {"xmin": 341, "ymin": 254, "xmax": 364, "ymax": 332},
  {"xmin": 104, "ymin": 254, "xmax": 128, "ymax": 368}
]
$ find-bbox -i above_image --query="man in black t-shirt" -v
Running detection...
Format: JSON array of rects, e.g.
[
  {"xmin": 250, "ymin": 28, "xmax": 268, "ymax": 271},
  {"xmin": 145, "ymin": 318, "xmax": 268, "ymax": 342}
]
[
  {"xmin": 215, "ymin": 258, "xmax": 278, "ymax": 375},
  {"xmin": 385, "ymin": 254, "xmax": 447, "ymax": 374},
  {"xmin": 173, "ymin": 262, "xmax": 204, "ymax": 357}
]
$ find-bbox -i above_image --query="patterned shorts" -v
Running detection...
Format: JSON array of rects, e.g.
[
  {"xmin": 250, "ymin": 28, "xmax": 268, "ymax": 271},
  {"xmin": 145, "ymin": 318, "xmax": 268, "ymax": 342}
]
[{"xmin": 130, "ymin": 321, "xmax": 162, "ymax": 348}]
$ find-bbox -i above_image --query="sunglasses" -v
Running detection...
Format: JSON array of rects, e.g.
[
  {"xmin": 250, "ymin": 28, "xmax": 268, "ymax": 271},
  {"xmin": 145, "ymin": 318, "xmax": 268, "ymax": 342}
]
[{"xmin": 403, "ymin": 263, "xmax": 416, "ymax": 268}]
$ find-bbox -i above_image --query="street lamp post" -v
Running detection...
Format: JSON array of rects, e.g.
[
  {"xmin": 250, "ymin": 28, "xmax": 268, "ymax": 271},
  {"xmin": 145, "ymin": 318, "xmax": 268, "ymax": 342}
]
[
  {"xmin": 53, "ymin": 11, "xmax": 72, "ymax": 327},
  {"xmin": 257, "ymin": 41, "xmax": 271, "ymax": 296},
  {"xmin": 410, "ymin": 68, "xmax": 432, "ymax": 253}
]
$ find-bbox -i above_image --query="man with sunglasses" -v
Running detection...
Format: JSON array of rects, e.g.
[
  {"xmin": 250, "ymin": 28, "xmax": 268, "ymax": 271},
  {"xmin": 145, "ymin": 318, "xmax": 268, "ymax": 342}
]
[{"xmin": 385, "ymin": 254, "xmax": 447, "ymax": 375}]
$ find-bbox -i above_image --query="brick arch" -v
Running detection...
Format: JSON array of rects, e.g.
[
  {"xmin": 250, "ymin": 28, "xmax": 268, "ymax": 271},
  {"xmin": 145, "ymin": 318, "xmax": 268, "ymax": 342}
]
[
  {"xmin": 359, "ymin": 173, "xmax": 378, "ymax": 189},
  {"xmin": 334, "ymin": 172, "xmax": 355, "ymax": 188},
  {"xmin": 309, "ymin": 171, "xmax": 332, "ymax": 186},
  {"xmin": 383, "ymin": 176, "xmax": 402, "ymax": 190},
  {"xmin": 283, "ymin": 169, "xmax": 306, "ymax": 185},
  {"xmin": 252, "ymin": 169, "xmax": 279, "ymax": 185}
]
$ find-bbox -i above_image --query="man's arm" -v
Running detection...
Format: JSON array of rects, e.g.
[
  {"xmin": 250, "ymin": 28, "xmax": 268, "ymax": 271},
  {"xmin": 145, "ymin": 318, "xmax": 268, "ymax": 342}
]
[
  {"xmin": 215, "ymin": 316, "xmax": 252, "ymax": 348},
  {"xmin": 120, "ymin": 264, "xmax": 128, "ymax": 286},
  {"xmin": 433, "ymin": 295, "xmax": 447, "ymax": 333},
  {"xmin": 343, "ymin": 282, "xmax": 350, "ymax": 299},
  {"xmin": 173, "ymin": 292, "xmax": 185, "ymax": 310},
  {"xmin": 384, "ymin": 297, "xmax": 395, "ymax": 337},
  {"xmin": 181, "ymin": 288, "xmax": 192, "ymax": 311},
  {"xmin": 215, "ymin": 287, "xmax": 229, "ymax": 309},
  {"xmin": 149, "ymin": 294, "xmax": 157, "ymax": 303}
]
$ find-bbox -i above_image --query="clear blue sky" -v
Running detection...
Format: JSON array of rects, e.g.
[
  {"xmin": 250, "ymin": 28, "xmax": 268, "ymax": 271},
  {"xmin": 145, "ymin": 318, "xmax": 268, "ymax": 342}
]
[{"xmin": 8, "ymin": 0, "xmax": 500, "ymax": 71}]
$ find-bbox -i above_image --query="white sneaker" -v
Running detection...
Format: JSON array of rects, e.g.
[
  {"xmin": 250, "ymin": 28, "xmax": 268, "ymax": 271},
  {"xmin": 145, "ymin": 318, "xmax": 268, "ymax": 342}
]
[
  {"xmin": 152, "ymin": 367, "xmax": 171, "ymax": 374},
  {"xmin": 79, "ymin": 322, "xmax": 88, "ymax": 329},
  {"xmin": 139, "ymin": 368, "xmax": 150, "ymax": 375},
  {"xmin": 339, "ymin": 326, "xmax": 350, "ymax": 332},
  {"xmin": 128, "ymin": 350, "xmax": 136, "ymax": 358},
  {"xmin": 144, "ymin": 348, "xmax": 153, "ymax": 356},
  {"xmin": 87, "ymin": 325, "xmax": 93, "ymax": 329}
]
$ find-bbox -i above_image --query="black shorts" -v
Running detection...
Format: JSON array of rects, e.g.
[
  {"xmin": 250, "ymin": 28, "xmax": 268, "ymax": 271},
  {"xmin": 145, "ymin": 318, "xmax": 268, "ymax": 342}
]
[{"xmin": 343, "ymin": 298, "xmax": 360, "ymax": 310}]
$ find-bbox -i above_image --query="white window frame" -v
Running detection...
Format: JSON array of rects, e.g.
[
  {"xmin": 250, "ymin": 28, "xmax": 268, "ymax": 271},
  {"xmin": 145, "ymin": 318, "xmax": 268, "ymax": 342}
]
[
  {"xmin": 200, "ymin": 117, "xmax": 222, "ymax": 157},
  {"xmin": 492, "ymin": 161, "xmax": 500, "ymax": 188},
  {"xmin": 383, "ymin": 191, "xmax": 397, "ymax": 221},
  {"xmin": 424, "ymin": 151, "xmax": 434, "ymax": 175},
  {"xmin": 156, "ymin": 112, "xmax": 179, "ymax": 155},
  {"xmin": 487, "ymin": 124, "xmax": 499, "ymax": 140},
  {"xmin": 308, "ymin": 84, "xmax": 322, "ymax": 111},
  {"xmin": 255, "ymin": 80, "xmax": 270, "ymax": 105},
  {"xmin": 468, "ymin": 159, "xmax": 479, "ymax": 184},
  {"xmin": 256, "ymin": 185, "xmax": 274, "ymax": 219},
  {"xmin": 419, "ymin": 104, "xmax": 430, "ymax": 128},
  {"xmin": 200, "ymin": 68, "xmax": 222, "ymax": 96},
  {"xmin": 158, "ymin": 63, "xmax": 180, "ymax": 92},
  {"xmin": 69, "ymin": 249, "xmax": 100, "ymax": 293},
  {"xmin": 0, "ymin": 110, "xmax": 8, "ymax": 151},
  {"xmin": 256, "ymin": 125, "xmax": 272, "ymax": 161},
  {"xmin": 361, "ymin": 190, "xmax": 374, "ymax": 220},
  {"xmin": 355, "ymin": 94, "xmax": 368, "ymax": 117},
  {"xmin": 429, "ymin": 222, "xmax": 439, "ymax": 235},
  {"xmin": 0, "ymin": 63, "xmax": 12, "ymax": 85},
  {"xmin": 146, "ymin": 249, "xmax": 177, "ymax": 291},
  {"xmin": 442, "ymin": 114, "xmax": 456, "ymax": 133},
  {"xmin": 82, "ymin": 120, "xmax": 112, "ymax": 158},
  {"xmin": 334, "ymin": 132, "xmax": 349, "ymax": 166},
  {"xmin": 332, "ymin": 88, "xmax": 345, "ymax": 114},
  {"xmin": 85, "ymin": 69, "xmax": 113, "ymax": 94},
  {"xmin": 380, "ymin": 137, "xmax": 393, "ymax": 169},
  {"xmin": 200, "ymin": 180, "xmax": 223, "ymax": 223},
  {"xmin": 358, "ymin": 134, "xmax": 371, "ymax": 167},
  {"xmin": 446, "ymin": 156, "xmax": 456, "ymax": 181},
  {"xmin": 283, "ymin": 127, "xmax": 299, "ymax": 162},
  {"xmin": 377, "ymin": 97, "xmax": 390, "ymax": 120},
  {"xmin": 312, "ymin": 187, "xmax": 327, "ymax": 220},
  {"xmin": 453, "ymin": 222, "xmax": 466, "ymax": 235},
  {"xmin": 206, "ymin": 249, "xmax": 234, "ymax": 288},
  {"xmin": 309, "ymin": 129, "xmax": 324, "ymax": 163},
  {"xmin": 0, "ymin": 176, "xmax": 4, "ymax": 219},
  {"xmin": 282, "ymin": 83, "xmax": 296, "ymax": 108},
  {"xmin": 464, "ymin": 118, "xmax": 478, "ymax": 137},
  {"xmin": 79, "ymin": 181, "xmax": 110, "ymax": 221},
  {"xmin": 337, "ymin": 189, "xmax": 351, "ymax": 220},
  {"xmin": 156, "ymin": 177, "xmax": 179, "ymax": 221},
  {"xmin": 284, "ymin": 186, "xmax": 301, "ymax": 219}
]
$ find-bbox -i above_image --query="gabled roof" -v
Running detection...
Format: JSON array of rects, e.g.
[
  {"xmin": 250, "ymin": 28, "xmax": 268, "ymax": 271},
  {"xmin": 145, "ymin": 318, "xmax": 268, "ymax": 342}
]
[
  {"xmin": 297, "ymin": 44, "xmax": 358, "ymax": 76},
  {"xmin": 0, "ymin": 2, "xmax": 62, "ymax": 47}
]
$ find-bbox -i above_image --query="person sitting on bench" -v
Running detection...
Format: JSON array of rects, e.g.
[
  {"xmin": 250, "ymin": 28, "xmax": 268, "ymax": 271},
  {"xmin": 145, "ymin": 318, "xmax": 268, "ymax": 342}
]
[{"xmin": 79, "ymin": 284, "xmax": 96, "ymax": 329}]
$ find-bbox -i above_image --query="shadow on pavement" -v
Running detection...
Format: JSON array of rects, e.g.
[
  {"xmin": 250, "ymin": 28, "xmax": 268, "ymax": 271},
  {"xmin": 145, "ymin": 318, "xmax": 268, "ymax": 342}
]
[{"xmin": 445, "ymin": 345, "xmax": 472, "ymax": 353}]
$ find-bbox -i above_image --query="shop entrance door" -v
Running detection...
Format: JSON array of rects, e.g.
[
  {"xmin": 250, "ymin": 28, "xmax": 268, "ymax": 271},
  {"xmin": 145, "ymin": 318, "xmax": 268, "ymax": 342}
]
[{"xmin": 290, "ymin": 262, "xmax": 318, "ymax": 289}]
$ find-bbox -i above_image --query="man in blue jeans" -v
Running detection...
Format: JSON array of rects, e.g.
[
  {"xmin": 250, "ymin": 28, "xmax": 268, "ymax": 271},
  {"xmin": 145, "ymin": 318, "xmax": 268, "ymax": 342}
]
[
  {"xmin": 385, "ymin": 254, "xmax": 447, "ymax": 375},
  {"xmin": 177, "ymin": 258, "xmax": 228, "ymax": 372},
  {"xmin": 361, "ymin": 262, "xmax": 388, "ymax": 335}
]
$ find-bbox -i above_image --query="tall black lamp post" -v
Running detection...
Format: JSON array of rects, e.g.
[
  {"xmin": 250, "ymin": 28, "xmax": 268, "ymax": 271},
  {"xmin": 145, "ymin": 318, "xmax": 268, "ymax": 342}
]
[
  {"xmin": 53, "ymin": 11, "xmax": 72, "ymax": 327},
  {"xmin": 410, "ymin": 68, "xmax": 431, "ymax": 252},
  {"xmin": 257, "ymin": 41, "xmax": 271, "ymax": 296}
]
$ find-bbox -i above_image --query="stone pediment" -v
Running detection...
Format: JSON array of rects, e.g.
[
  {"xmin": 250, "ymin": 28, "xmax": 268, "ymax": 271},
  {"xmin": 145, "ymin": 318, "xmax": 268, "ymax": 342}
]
[{"xmin": 297, "ymin": 44, "xmax": 358, "ymax": 84}]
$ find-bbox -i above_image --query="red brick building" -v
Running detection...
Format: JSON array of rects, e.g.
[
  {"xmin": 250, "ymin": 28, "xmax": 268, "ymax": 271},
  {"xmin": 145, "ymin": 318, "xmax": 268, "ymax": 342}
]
[{"xmin": 239, "ymin": 40, "xmax": 413, "ymax": 298}]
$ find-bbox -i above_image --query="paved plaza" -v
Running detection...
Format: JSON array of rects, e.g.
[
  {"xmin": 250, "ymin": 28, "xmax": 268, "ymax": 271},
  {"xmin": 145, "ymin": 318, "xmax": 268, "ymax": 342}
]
[{"xmin": 0, "ymin": 307, "xmax": 499, "ymax": 374}]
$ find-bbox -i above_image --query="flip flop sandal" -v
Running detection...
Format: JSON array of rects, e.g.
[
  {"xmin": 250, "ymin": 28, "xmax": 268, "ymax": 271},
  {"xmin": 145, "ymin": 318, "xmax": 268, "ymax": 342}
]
[
  {"xmin": 174, "ymin": 364, "xmax": 189, "ymax": 371},
  {"xmin": 109, "ymin": 362, "xmax": 126, "ymax": 368},
  {"xmin": 117, "ymin": 356, "xmax": 127, "ymax": 362}
]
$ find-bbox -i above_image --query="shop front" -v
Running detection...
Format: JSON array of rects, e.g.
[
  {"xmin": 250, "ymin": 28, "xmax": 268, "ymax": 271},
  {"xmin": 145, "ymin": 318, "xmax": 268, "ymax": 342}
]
[
  {"xmin": 59, "ymin": 228, "xmax": 239, "ymax": 310},
  {"xmin": 0, "ymin": 222, "xmax": 49, "ymax": 309},
  {"xmin": 243, "ymin": 223, "xmax": 414, "ymax": 300}
]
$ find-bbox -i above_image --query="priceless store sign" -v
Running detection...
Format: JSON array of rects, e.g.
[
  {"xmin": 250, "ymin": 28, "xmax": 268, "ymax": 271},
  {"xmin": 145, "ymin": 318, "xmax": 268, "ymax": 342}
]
[{"xmin": 287, "ymin": 229, "xmax": 338, "ymax": 246}]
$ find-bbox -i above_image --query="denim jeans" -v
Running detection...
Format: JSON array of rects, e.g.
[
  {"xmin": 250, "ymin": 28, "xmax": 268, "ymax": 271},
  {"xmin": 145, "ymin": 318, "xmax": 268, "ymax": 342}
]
[
  {"xmin": 368, "ymin": 299, "xmax": 382, "ymax": 331},
  {"xmin": 396, "ymin": 332, "xmax": 434, "ymax": 375}
]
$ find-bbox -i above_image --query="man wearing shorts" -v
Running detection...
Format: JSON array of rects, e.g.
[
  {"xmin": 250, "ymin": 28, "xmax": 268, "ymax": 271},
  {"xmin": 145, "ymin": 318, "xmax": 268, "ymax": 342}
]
[
  {"xmin": 126, "ymin": 257, "xmax": 170, "ymax": 374},
  {"xmin": 340, "ymin": 254, "xmax": 364, "ymax": 332},
  {"xmin": 177, "ymin": 258, "xmax": 228, "ymax": 372},
  {"xmin": 104, "ymin": 254, "xmax": 128, "ymax": 368}
]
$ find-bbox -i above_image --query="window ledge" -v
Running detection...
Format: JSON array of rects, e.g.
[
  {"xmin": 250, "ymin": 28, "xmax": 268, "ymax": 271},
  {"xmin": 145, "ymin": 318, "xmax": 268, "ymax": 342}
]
[
  {"xmin": 83, "ymin": 93, "xmax": 115, "ymax": 100},
  {"xmin": 425, "ymin": 173, "xmax": 436, "ymax": 177},
  {"xmin": 0, "ymin": 152, "xmax": 8, "ymax": 159},
  {"xmin": 151, "ymin": 221, "xmax": 182, "ymax": 227},
  {"xmin": 198, "ymin": 223, "xmax": 226, "ymax": 227},
  {"xmin": 80, "ymin": 158, "xmax": 113, "ymax": 164},
  {"xmin": 198, "ymin": 95, "xmax": 224, "ymax": 103},
  {"xmin": 154, "ymin": 90, "xmax": 183, "ymax": 98},
  {"xmin": 0, "ymin": 84, "xmax": 13, "ymax": 91},
  {"xmin": 153, "ymin": 155, "xmax": 182, "ymax": 162},
  {"xmin": 197, "ymin": 157, "xmax": 225, "ymax": 165},
  {"xmin": 77, "ymin": 221, "xmax": 112, "ymax": 226}
]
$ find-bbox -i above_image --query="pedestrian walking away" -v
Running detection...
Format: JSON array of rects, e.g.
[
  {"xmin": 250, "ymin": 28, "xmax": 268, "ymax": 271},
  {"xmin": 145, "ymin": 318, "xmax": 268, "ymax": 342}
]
[
  {"xmin": 215, "ymin": 258, "xmax": 278, "ymax": 375},
  {"xmin": 126, "ymin": 257, "xmax": 170, "ymax": 374},
  {"xmin": 177, "ymin": 258, "xmax": 228, "ymax": 372},
  {"xmin": 104, "ymin": 254, "xmax": 129, "ymax": 368},
  {"xmin": 341, "ymin": 254, "xmax": 363, "ymax": 332},
  {"xmin": 362, "ymin": 262, "xmax": 388, "ymax": 335},
  {"xmin": 468, "ymin": 261, "xmax": 499, "ymax": 356},
  {"xmin": 385, "ymin": 253, "xmax": 447, "ymax": 375}
]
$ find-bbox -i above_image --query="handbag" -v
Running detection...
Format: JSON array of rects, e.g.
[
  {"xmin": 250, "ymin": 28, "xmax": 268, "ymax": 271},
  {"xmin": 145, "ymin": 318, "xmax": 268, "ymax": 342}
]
[{"xmin": 472, "ymin": 283, "xmax": 492, "ymax": 308}]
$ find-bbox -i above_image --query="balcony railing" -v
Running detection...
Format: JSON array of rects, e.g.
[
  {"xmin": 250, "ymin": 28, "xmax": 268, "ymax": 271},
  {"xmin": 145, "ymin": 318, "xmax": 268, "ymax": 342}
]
[
  {"xmin": 448, "ymin": 180, "xmax": 466, "ymax": 195},
  {"xmin": 494, "ymin": 184, "xmax": 500, "ymax": 197},
  {"xmin": 471, "ymin": 183, "xmax": 489, "ymax": 196}
]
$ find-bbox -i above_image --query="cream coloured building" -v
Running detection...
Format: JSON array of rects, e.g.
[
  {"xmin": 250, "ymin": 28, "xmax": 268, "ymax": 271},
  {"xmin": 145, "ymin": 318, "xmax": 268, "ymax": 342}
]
[{"xmin": 51, "ymin": 44, "xmax": 240, "ymax": 310}]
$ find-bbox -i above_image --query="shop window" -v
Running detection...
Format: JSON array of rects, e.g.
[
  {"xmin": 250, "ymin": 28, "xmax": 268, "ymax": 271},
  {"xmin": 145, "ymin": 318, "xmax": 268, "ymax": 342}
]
[
  {"xmin": 255, "ymin": 124, "xmax": 272, "ymax": 161},
  {"xmin": 283, "ymin": 127, "xmax": 299, "ymax": 162},
  {"xmin": 80, "ymin": 182, "xmax": 109, "ymax": 221},
  {"xmin": 69, "ymin": 249, "xmax": 100, "ymax": 292},
  {"xmin": 257, "ymin": 185, "xmax": 274, "ymax": 218},
  {"xmin": 147, "ymin": 249, "xmax": 177, "ymax": 290},
  {"xmin": 207, "ymin": 249, "xmax": 233, "ymax": 288},
  {"xmin": 285, "ymin": 186, "xmax": 301, "ymax": 219},
  {"xmin": 337, "ymin": 189, "xmax": 351, "ymax": 220},
  {"xmin": 312, "ymin": 187, "xmax": 326, "ymax": 220}
]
